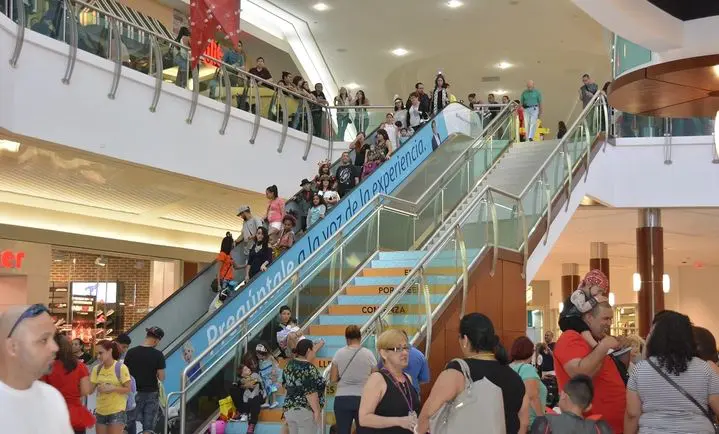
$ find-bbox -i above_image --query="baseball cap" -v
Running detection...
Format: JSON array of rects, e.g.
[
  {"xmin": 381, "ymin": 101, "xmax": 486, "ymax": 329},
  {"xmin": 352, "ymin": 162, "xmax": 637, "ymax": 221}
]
[
  {"xmin": 300, "ymin": 178, "xmax": 311, "ymax": 186},
  {"xmin": 236, "ymin": 205, "xmax": 250, "ymax": 216},
  {"xmin": 255, "ymin": 343, "xmax": 268, "ymax": 354},
  {"xmin": 146, "ymin": 326, "xmax": 165, "ymax": 340},
  {"xmin": 115, "ymin": 333, "xmax": 131, "ymax": 345}
]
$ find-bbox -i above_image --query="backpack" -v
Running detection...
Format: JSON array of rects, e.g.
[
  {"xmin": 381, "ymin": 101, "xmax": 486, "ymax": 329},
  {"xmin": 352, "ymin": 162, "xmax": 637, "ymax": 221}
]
[
  {"xmin": 94, "ymin": 362, "xmax": 137, "ymax": 411},
  {"xmin": 541, "ymin": 414, "xmax": 609, "ymax": 434},
  {"xmin": 429, "ymin": 358, "xmax": 506, "ymax": 434}
]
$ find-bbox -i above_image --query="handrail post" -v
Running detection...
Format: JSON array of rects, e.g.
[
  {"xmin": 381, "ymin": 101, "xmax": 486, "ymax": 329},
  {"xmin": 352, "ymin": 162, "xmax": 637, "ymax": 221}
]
[
  {"xmin": 562, "ymin": 141, "xmax": 572, "ymax": 211},
  {"xmin": 61, "ymin": 0, "xmax": 78, "ymax": 84},
  {"xmin": 107, "ymin": 18, "xmax": 122, "ymax": 99},
  {"xmin": 517, "ymin": 200, "xmax": 528, "ymax": 279},
  {"xmin": 148, "ymin": 34, "xmax": 163, "ymax": 112},
  {"xmin": 541, "ymin": 170, "xmax": 551, "ymax": 245},
  {"xmin": 327, "ymin": 106, "xmax": 334, "ymax": 160},
  {"xmin": 186, "ymin": 64, "xmax": 200, "ymax": 123},
  {"xmin": 420, "ymin": 267, "xmax": 432, "ymax": 361},
  {"xmin": 487, "ymin": 190, "xmax": 499, "ymax": 277},
  {"xmin": 455, "ymin": 225, "xmax": 468, "ymax": 318},
  {"xmin": 9, "ymin": 0, "xmax": 26, "ymax": 67},
  {"xmin": 219, "ymin": 64, "xmax": 232, "ymax": 135},
  {"xmin": 249, "ymin": 77, "xmax": 261, "ymax": 144},
  {"xmin": 302, "ymin": 99, "xmax": 314, "ymax": 160},
  {"xmin": 277, "ymin": 90, "xmax": 289, "ymax": 153}
]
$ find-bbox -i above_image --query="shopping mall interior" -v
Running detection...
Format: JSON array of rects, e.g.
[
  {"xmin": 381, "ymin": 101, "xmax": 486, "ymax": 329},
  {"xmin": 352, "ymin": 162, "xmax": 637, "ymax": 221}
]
[{"xmin": 1, "ymin": 0, "xmax": 719, "ymax": 433}]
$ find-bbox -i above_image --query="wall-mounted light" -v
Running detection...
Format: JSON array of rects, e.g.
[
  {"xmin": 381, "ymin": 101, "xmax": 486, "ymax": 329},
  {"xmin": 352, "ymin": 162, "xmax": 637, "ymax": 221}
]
[
  {"xmin": 608, "ymin": 292, "xmax": 615, "ymax": 306},
  {"xmin": 558, "ymin": 302, "xmax": 564, "ymax": 312},
  {"xmin": 632, "ymin": 272, "xmax": 641, "ymax": 292},
  {"xmin": 714, "ymin": 110, "xmax": 718, "ymax": 156},
  {"xmin": 663, "ymin": 273, "xmax": 670, "ymax": 293}
]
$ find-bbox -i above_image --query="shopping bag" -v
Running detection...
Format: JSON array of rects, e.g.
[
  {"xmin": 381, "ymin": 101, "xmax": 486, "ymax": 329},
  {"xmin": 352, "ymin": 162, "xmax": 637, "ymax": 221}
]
[{"xmin": 218, "ymin": 395, "xmax": 236, "ymax": 421}]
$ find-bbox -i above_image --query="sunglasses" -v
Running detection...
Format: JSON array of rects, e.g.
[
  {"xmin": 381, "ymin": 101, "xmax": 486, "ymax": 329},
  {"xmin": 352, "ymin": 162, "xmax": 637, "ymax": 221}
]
[{"xmin": 7, "ymin": 304, "xmax": 49, "ymax": 338}]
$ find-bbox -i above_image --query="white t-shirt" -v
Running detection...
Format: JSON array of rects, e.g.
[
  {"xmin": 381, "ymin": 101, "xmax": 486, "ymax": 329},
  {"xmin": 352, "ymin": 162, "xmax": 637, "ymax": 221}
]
[{"xmin": 0, "ymin": 379, "xmax": 73, "ymax": 434}]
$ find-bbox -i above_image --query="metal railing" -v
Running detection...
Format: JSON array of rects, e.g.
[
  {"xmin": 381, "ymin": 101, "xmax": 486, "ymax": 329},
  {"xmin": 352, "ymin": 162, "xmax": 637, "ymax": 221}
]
[{"xmin": 168, "ymin": 103, "xmax": 520, "ymax": 433}]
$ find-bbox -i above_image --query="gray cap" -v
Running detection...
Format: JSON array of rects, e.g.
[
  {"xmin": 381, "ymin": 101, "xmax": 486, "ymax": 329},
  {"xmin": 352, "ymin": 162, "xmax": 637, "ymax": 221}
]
[{"xmin": 236, "ymin": 205, "xmax": 250, "ymax": 216}]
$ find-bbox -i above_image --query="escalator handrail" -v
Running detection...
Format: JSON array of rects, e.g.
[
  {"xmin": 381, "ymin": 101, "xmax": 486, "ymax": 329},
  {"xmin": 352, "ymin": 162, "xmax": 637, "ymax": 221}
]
[
  {"xmin": 357, "ymin": 92, "xmax": 609, "ymax": 344},
  {"xmin": 175, "ymin": 103, "xmax": 519, "ymax": 398}
]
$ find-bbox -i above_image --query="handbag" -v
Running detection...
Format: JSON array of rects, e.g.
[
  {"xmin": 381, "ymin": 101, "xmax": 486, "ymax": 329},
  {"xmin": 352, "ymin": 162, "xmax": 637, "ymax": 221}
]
[{"xmin": 647, "ymin": 358, "xmax": 719, "ymax": 433}]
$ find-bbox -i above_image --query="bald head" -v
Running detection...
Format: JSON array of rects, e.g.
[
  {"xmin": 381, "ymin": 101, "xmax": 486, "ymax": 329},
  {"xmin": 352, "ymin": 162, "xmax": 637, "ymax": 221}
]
[
  {"xmin": 0, "ymin": 305, "xmax": 58, "ymax": 389},
  {"xmin": 526, "ymin": 80, "xmax": 535, "ymax": 89}
]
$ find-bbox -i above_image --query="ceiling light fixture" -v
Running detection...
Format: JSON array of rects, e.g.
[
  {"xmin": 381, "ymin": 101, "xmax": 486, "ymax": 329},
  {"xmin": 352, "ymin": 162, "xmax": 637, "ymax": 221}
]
[
  {"xmin": 491, "ymin": 89, "xmax": 509, "ymax": 95},
  {"xmin": 447, "ymin": 0, "xmax": 464, "ymax": 8},
  {"xmin": 345, "ymin": 82, "xmax": 360, "ymax": 90},
  {"xmin": 391, "ymin": 47, "xmax": 409, "ymax": 57},
  {"xmin": 497, "ymin": 61, "xmax": 513, "ymax": 70},
  {"xmin": 312, "ymin": 2, "xmax": 329, "ymax": 11},
  {"xmin": 0, "ymin": 139, "xmax": 20, "ymax": 153}
]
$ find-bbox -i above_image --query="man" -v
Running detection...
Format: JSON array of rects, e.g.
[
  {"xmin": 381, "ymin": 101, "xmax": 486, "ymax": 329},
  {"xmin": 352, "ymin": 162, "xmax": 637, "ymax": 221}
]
[
  {"xmin": 235, "ymin": 205, "xmax": 265, "ymax": 268},
  {"xmin": 538, "ymin": 330, "xmax": 556, "ymax": 375},
  {"xmin": 248, "ymin": 56, "xmax": 272, "ymax": 82},
  {"xmin": 292, "ymin": 179, "xmax": 313, "ymax": 231},
  {"xmin": 406, "ymin": 82, "xmax": 431, "ymax": 116},
  {"xmin": 530, "ymin": 374, "xmax": 613, "ymax": 434},
  {"xmin": 407, "ymin": 92, "xmax": 425, "ymax": 130},
  {"xmin": 0, "ymin": 304, "xmax": 74, "ymax": 433},
  {"xmin": 579, "ymin": 74, "xmax": 598, "ymax": 108},
  {"xmin": 377, "ymin": 330, "xmax": 430, "ymax": 396},
  {"xmin": 258, "ymin": 305, "xmax": 292, "ymax": 353},
  {"xmin": 431, "ymin": 120, "xmax": 441, "ymax": 151},
  {"xmin": 311, "ymin": 83, "xmax": 328, "ymax": 138},
  {"xmin": 520, "ymin": 80, "xmax": 543, "ymax": 141},
  {"xmin": 115, "ymin": 332, "xmax": 132, "ymax": 361},
  {"xmin": 553, "ymin": 302, "xmax": 625, "ymax": 433},
  {"xmin": 487, "ymin": 93, "xmax": 500, "ymax": 120},
  {"xmin": 335, "ymin": 152, "xmax": 360, "ymax": 198},
  {"xmin": 124, "ymin": 326, "xmax": 166, "ymax": 434},
  {"xmin": 467, "ymin": 93, "xmax": 478, "ymax": 110}
]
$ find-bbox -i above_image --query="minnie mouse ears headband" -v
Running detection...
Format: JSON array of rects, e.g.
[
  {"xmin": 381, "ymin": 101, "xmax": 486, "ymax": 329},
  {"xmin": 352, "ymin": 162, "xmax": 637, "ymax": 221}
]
[
  {"xmin": 580, "ymin": 269, "xmax": 609, "ymax": 292},
  {"xmin": 317, "ymin": 159, "xmax": 330, "ymax": 168}
]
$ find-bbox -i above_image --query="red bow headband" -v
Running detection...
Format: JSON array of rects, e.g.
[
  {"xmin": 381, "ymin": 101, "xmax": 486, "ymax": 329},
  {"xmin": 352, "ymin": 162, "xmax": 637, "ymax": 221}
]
[{"xmin": 580, "ymin": 269, "xmax": 609, "ymax": 292}]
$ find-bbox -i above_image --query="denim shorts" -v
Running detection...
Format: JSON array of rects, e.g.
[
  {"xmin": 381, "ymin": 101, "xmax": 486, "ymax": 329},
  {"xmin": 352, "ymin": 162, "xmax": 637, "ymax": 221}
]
[{"xmin": 96, "ymin": 411, "xmax": 126, "ymax": 425}]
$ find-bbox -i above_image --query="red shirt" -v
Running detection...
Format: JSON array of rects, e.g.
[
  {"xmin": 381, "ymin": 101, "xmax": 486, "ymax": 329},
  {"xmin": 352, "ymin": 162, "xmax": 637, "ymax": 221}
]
[
  {"xmin": 42, "ymin": 360, "xmax": 95, "ymax": 429},
  {"xmin": 553, "ymin": 331, "xmax": 626, "ymax": 434}
]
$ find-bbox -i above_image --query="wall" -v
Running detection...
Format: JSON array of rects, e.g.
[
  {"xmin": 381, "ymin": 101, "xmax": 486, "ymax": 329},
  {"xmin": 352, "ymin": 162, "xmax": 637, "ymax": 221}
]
[
  {"xmin": 676, "ymin": 266, "xmax": 719, "ymax": 339},
  {"xmin": 49, "ymin": 249, "xmax": 151, "ymax": 331},
  {"xmin": 119, "ymin": 0, "xmax": 174, "ymax": 30},
  {"xmin": 0, "ymin": 239, "xmax": 52, "ymax": 309},
  {"xmin": 0, "ymin": 276, "xmax": 29, "ymax": 313},
  {"xmin": 239, "ymin": 31, "xmax": 302, "ymax": 79}
]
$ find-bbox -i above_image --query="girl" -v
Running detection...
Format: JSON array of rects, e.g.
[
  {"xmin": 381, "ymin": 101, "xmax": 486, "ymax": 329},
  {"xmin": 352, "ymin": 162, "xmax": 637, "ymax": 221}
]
[
  {"xmin": 335, "ymin": 87, "xmax": 352, "ymax": 140},
  {"xmin": 375, "ymin": 128, "xmax": 394, "ymax": 160},
  {"xmin": 317, "ymin": 175, "xmax": 340, "ymax": 210},
  {"xmin": 90, "ymin": 340, "xmax": 131, "ymax": 434},
  {"xmin": 558, "ymin": 269, "xmax": 609, "ymax": 348},
  {"xmin": 393, "ymin": 97, "xmax": 407, "ymax": 129},
  {"xmin": 274, "ymin": 214, "xmax": 297, "ymax": 257},
  {"xmin": 265, "ymin": 185, "xmax": 285, "ymax": 246},
  {"xmin": 245, "ymin": 227, "xmax": 273, "ymax": 281},
  {"xmin": 354, "ymin": 90, "xmax": 370, "ymax": 134},
  {"xmin": 314, "ymin": 160, "xmax": 335, "ymax": 187},
  {"xmin": 256, "ymin": 343, "xmax": 282, "ymax": 409},
  {"xmin": 217, "ymin": 232, "xmax": 241, "ymax": 300},
  {"xmin": 307, "ymin": 194, "xmax": 326, "ymax": 227},
  {"xmin": 351, "ymin": 132, "xmax": 369, "ymax": 168},
  {"xmin": 430, "ymin": 73, "xmax": 449, "ymax": 115}
]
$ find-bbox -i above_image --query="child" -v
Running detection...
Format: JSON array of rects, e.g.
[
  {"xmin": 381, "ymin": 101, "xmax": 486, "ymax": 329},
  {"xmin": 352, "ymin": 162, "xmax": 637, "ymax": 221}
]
[
  {"xmin": 306, "ymin": 194, "xmax": 326, "ymax": 227},
  {"xmin": 558, "ymin": 269, "xmax": 609, "ymax": 348},
  {"xmin": 212, "ymin": 232, "xmax": 242, "ymax": 311},
  {"xmin": 255, "ymin": 343, "xmax": 282, "ymax": 409},
  {"xmin": 529, "ymin": 374, "xmax": 613, "ymax": 433},
  {"xmin": 229, "ymin": 365, "xmax": 266, "ymax": 433},
  {"xmin": 273, "ymin": 215, "xmax": 296, "ymax": 258},
  {"xmin": 276, "ymin": 318, "xmax": 325, "ymax": 358}
]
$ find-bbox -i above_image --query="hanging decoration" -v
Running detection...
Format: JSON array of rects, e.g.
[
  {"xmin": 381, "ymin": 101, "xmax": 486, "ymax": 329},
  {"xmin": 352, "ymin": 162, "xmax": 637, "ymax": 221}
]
[{"xmin": 189, "ymin": 0, "xmax": 240, "ymax": 70}]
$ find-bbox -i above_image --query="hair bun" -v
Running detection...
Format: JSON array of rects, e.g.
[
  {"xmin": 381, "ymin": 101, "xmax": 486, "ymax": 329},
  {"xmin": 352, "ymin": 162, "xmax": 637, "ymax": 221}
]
[{"xmin": 226, "ymin": 231, "xmax": 232, "ymax": 237}]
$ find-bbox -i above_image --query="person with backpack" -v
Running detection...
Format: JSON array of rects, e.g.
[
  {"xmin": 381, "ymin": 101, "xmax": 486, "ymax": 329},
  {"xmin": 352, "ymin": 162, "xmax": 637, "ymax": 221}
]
[
  {"xmin": 90, "ymin": 340, "xmax": 133, "ymax": 434},
  {"xmin": 530, "ymin": 374, "xmax": 613, "ymax": 434},
  {"xmin": 416, "ymin": 313, "xmax": 529, "ymax": 434},
  {"xmin": 123, "ymin": 327, "xmax": 166, "ymax": 434}
]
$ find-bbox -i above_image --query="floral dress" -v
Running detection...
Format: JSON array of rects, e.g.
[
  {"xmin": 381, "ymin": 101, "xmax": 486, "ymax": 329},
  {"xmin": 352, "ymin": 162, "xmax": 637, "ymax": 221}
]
[{"xmin": 282, "ymin": 359, "xmax": 326, "ymax": 411}]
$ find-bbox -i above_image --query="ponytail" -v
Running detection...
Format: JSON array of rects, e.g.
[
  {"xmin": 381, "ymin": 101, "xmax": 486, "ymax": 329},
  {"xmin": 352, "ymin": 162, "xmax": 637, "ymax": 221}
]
[
  {"xmin": 220, "ymin": 232, "xmax": 234, "ymax": 254},
  {"xmin": 491, "ymin": 335, "xmax": 509, "ymax": 365}
]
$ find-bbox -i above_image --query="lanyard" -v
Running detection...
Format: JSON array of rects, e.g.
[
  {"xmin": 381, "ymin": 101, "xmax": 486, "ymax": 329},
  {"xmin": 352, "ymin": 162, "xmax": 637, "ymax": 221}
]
[{"xmin": 382, "ymin": 368, "xmax": 414, "ymax": 412}]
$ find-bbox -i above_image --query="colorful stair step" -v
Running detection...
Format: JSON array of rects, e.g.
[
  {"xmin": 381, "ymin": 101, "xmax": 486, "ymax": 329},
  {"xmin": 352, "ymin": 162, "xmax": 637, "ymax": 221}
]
[
  {"xmin": 345, "ymin": 284, "xmax": 452, "ymax": 296},
  {"xmin": 327, "ymin": 304, "xmax": 438, "ymax": 315},
  {"xmin": 309, "ymin": 324, "xmax": 421, "ymax": 336},
  {"xmin": 352, "ymin": 275, "xmax": 456, "ymax": 286},
  {"xmin": 361, "ymin": 267, "xmax": 460, "ymax": 277},
  {"xmin": 337, "ymin": 294, "xmax": 446, "ymax": 305}
]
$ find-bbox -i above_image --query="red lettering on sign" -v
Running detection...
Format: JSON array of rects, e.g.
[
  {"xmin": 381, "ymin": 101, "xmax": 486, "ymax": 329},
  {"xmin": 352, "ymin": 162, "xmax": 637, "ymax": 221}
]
[{"xmin": 0, "ymin": 250, "xmax": 25, "ymax": 269}]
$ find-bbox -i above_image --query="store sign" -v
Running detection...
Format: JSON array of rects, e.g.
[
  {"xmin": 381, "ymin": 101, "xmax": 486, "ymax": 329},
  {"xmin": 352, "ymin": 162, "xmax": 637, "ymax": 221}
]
[{"xmin": 0, "ymin": 250, "xmax": 25, "ymax": 269}]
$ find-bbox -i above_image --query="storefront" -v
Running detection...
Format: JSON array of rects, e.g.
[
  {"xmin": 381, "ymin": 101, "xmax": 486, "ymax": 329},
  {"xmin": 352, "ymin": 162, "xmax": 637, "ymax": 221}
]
[{"xmin": 0, "ymin": 238, "xmax": 185, "ymax": 344}]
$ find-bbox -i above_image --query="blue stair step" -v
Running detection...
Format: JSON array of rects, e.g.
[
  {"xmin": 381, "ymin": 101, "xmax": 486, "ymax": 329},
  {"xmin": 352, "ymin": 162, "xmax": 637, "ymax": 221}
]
[
  {"xmin": 318, "ymin": 314, "xmax": 426, "ymax": 326},
  {"xmin": 306, "ymin": 335, "xmax": 377, "ymax": 348},
  {"xmin": 337, "ymin": 294, "xmax": 446, "ymax": 305},
  {"xmin": 370, "ymin": 258, "xmax": 458, "ymax": 268},
  {"xmin": 352, "ymin": 275, "xmax": 456, "ymax": 286},
  {"xmin": 376, "ymin": 249, "xmax": 481, "ymax": 262}
]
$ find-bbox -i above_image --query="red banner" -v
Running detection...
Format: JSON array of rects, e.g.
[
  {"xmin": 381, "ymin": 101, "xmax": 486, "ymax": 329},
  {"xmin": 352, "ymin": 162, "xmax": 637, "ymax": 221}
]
[{"xmin": 190, "ymin": 0, "xmax": 240, "ymax": 70}]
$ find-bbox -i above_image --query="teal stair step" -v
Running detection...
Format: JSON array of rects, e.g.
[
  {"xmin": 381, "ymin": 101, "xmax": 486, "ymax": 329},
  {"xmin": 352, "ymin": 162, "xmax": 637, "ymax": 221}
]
[
  {"xmin": 376, "ymin": 249, "xmax": 481, "ymax": 262},
  {"xmin": 307, "ymin": 335, "xmax": 376, "ymax": 348},
  {"xmin": 318, "ymin": 314, "xmax": 426, "ymax": 326},
  {"xmin": 370, "ymin": 257, "xmax": 459, "ymax": 269},
  {"xmin": 352, "ymin": 275, "xmax": 456, "ymax": 286},
  {"xmin": 337, "ymin": 294, "xmax": 446, "ymax": 305}
]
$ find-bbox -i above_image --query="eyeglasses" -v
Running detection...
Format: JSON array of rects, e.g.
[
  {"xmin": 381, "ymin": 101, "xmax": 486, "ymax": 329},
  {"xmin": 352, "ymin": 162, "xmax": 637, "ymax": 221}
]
[
  {"xmin": 384, "ymin": 346, "xmax": 410, "ymax": 353},
  {"xmin": 7, "ymin": 304, "xmax": 49, "ymax": 338}
]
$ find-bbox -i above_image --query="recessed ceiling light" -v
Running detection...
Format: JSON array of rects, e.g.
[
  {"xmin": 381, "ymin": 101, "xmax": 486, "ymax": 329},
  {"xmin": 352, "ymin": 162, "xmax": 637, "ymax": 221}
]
[
  {"xmin": 491, "ymin": 89, "xmax": 509, "ymax": 95},
  {"xmin": 346, "ymin": 82, "xmax": 360, "ymax": 90},
  {"xmin": 0, "ymin": 139, "xmax": 20, "ymax": 152},
  {"xmin": 497, "ymin": 61, "xmax": 513, "ymax": 70},
  {"xmin": 447, "ymin": 0, "xmax": 464, "ymax": 8},
  {"xmin": 312, "ymin": 2, "xmax": 329, "ymax": 11},
  {"xmin": 391, "ymin": 48, "xmax": 409, "ymax": 57}
]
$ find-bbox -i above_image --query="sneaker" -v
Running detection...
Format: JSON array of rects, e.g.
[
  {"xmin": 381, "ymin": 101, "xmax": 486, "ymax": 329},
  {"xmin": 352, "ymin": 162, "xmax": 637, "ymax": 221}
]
[
  {"xmin": 261, "ymin": 403, "xmax": 270, "ymax": 409},
  {"xmin": 269, "ymin": 401, "xmax": 279, "ymax": 409},
  {"xmin": 239, "ymin": 414, "xmax": 248, "ymax": 422}
]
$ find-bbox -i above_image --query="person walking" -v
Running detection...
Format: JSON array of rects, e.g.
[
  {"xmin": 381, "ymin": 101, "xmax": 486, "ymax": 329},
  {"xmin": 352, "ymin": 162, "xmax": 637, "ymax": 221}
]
[
  {"xmin": 521, "ymin": 80, "xmax": 543, "ymax": 141},
  {"xmin": 123, "ymin": 327, "xmax": 166, "ymax": 434},
  {"xmin": 283, "ymin": 339, "xmax": 326, "ymax": 434},
  {"xmin": 90, "ymin": 340, "xmax": 132, "ymax": 434}
]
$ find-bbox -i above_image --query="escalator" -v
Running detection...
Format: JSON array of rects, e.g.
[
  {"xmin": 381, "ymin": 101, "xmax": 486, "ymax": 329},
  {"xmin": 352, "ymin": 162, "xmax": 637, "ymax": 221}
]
[
  {"xmin": 151, "ymin": 101, "xmax": 520, "ymax": 428},
  {"xmin": 175, "ymin": 92, "xmax": 607, "ymax": 434}
]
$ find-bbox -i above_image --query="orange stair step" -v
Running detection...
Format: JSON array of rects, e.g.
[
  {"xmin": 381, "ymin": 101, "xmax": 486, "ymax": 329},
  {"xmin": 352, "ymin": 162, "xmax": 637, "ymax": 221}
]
[{"xmin": 345, "ymin": 284, "xmax": 452, "ymax": 296}]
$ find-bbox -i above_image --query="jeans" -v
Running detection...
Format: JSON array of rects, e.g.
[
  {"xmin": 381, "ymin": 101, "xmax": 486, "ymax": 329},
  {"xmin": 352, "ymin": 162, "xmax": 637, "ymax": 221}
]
[
  {"xmin": 525, "ymin": 105, "xmax": 539, "ymax": 141},
  {"xmin": 334, "ymin": 395, "xmax": 361, "ymax": 434},
  {"xmin": 337, "ymin": 114, "xmax": 350, "ymax": 140},
  {"xmin": 96, "ymin": 411, "xmax": 126, "ymax": 426},
  {"xmin": 127, "ymin": 391, "xmax": 160, "ymax": 434}
]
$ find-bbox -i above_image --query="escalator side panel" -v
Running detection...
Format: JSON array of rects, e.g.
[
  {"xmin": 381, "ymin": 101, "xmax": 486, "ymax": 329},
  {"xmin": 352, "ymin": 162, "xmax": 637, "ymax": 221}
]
[{"xmin": 161, "ymin": 104, "xmax": 457, "ymax": 400}]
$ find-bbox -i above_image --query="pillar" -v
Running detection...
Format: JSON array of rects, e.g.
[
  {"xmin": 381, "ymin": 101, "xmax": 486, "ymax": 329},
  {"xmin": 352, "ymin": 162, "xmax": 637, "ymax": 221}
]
[
  {"xmin": 589, "ymin": 242, "xmax": 610, "ymax": 293},
  {"xmin": 637, "ymin": 208, "xmax": 664, "ymax": 337},
  {"xmin": 561, "ymin": 263, "xmax": 581, "ymax": 300}
]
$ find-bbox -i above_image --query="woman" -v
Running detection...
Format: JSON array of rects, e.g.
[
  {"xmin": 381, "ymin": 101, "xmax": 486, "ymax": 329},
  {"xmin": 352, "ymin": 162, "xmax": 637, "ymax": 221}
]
[
  {"xmin": 429, "ymin": 74, "xmax": 449, "ymax": 115},
  {"xmin": 624, "ymin": 334, "xmax": 647, "ymax": 377},
  {"xmin": 265, "ymin": 185, "xmax": 285, "ymax": 245},
  {"xmin": 72, "ymin": 338, "xmax": 93, "ymax": 364},
  {"xmin": 335, "ymin": 87, "xmax": 352, "ymax": 140},
  {"xmin": 416, "ymin": 313, "xmax": 528, "ymax": 434},
  {"xmin": 282, "ymin": 339, "xmax": 326, "ymax": 434},
  {"xmin": 42, "ymin": 334, "xmax": 95, "ymax": 434},
  {"xmin": 351, "ymin": 132, "xmax": 369, "ymax": 168},
  {"xmin": 359, "ymin": 329, "xmax": 420, "ymax": 433},
  {"xmin": 90, "ymin": 340, "xmax": 132, "ymax": 434},
  {"xmin": 354, "ymin": 90, "xmax": 370, "ymax": 134},
  {"xmin": 625, "ymin": 311, "xmax": 719, "ymax": 434},
  {"xmin": 330, "ymin": 325, "xmax": 378, "ymax": 434},
  {"xmin": 173, "ymin": 26, "xmax": 191, "ymax": 88},
  {"xmin": 291, "ymin": 76, "xmax": 313, "ymax": 130},
  {"xmin": 375, "ymin": 128, "xmax": 393, "ymax": 160},
  {"xmin": 557, "ymin": 121, "xmax": 568, "ymax": 139},
  {"xmin": 393, "ymin": 97, "xmax": 407, "ymax": 129},
  {"xmin": 509, "ymin": 336, "xmax": 547, "ymax": 427},
  {"xmin": 694, "ymin": 326, "xmax": 719, "ymax": 375},
  {"xmin": 246, "ymin": 226, "xmax": 273, "ymax": 281}
]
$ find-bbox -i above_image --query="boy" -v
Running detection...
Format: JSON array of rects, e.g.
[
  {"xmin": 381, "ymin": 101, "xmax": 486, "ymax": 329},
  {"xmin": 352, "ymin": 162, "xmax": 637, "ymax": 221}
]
[
  {"xmin": 558, "ymin": 269, "xmax": 609, "ymax": 348},
  {"xmin": 530, "ymin": 374, "xmax": 613, "ymax": 433}
]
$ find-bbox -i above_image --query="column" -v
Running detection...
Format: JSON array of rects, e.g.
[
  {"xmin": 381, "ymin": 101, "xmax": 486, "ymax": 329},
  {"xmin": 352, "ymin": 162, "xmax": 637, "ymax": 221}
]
[
  {"xmin": 561, "ymin": 263, "xmax": 581, "ymax": 300},
  {"xmin": 637, "ymin": 208, "xmax": 665, "ymax": 337},
  {"xmin": 589, "ymin": 242, "xmax": 611, "ymax": 293}
]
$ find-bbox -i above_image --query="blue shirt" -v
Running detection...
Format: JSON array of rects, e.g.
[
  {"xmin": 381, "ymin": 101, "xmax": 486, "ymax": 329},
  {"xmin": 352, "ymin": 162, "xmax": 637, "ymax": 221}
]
[
  {"xmin": 378, "ymin": 346, "xmax": 430, "ymax": 394},
  {"xmin": 223, "ymin": 49, "xmax": 245, "ymax": 69}
]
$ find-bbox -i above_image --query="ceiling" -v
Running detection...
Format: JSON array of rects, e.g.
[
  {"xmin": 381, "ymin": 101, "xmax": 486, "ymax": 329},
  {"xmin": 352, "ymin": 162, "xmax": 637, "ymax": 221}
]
[
  {"xmin": 533, "ymin": 207, "xmax": 719, "ymax": 281},
  {"xmin": 647, "ymin": 0, "xmax": 719, "ymax": 21},
  {"xmin": 265, "ymin": 0, "xmax": 612, "ymax": 131},
  {"xmin": 0, "ymin": 132, "xmax": 265, "ymax": 249}
]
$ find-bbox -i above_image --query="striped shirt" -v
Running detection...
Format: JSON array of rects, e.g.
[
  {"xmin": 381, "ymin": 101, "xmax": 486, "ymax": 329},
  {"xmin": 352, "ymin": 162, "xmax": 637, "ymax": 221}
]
[{"xmin": 628, "ymin": 357, "xmax": 719, "ymax": 434}]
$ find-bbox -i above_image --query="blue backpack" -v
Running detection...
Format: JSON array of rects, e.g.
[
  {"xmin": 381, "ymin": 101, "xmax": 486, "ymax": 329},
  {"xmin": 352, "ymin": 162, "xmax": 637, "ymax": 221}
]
[{"xmin": 94, "ymin": 362, "xmax": 137, "ymax": 411}]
